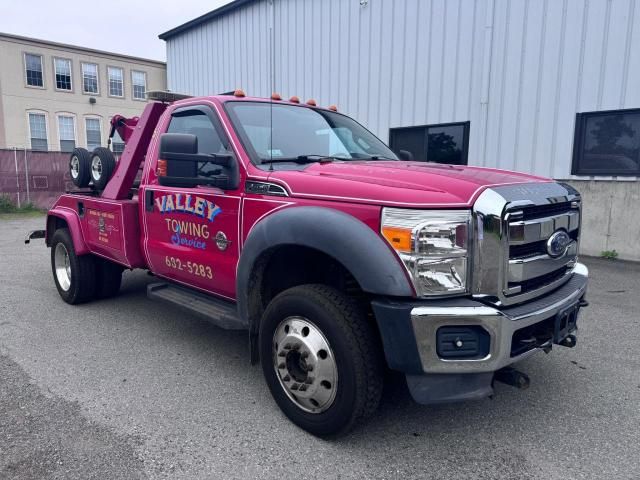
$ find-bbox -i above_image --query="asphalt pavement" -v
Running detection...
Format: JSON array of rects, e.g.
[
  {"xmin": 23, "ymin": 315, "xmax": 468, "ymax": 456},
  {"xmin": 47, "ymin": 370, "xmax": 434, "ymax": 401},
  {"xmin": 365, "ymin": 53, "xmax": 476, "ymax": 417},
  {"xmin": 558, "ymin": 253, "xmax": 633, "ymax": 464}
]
[{"xmin": 1, "ymin": 215, "xmax": 639, "ymax": 479}]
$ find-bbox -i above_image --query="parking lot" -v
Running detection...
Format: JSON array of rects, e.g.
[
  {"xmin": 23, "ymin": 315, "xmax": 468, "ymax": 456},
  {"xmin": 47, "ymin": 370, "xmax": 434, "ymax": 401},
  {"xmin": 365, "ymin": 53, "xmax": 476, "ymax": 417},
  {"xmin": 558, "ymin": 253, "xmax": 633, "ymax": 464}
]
[{"xmin": 1, "ymin": 214, "xmax": 639, "ymax": 480}]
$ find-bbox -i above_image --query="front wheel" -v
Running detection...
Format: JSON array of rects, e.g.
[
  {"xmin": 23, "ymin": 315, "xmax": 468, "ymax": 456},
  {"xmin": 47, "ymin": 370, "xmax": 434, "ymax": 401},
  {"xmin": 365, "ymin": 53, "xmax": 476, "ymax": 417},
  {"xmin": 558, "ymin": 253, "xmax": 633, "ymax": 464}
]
[
  {"xmin": 50, "ymin": 228, "xmax": 96, "ymax": 304},
  {"xmin": 259, "ymin": 285, "xmax": 383, "ymax": 437}
]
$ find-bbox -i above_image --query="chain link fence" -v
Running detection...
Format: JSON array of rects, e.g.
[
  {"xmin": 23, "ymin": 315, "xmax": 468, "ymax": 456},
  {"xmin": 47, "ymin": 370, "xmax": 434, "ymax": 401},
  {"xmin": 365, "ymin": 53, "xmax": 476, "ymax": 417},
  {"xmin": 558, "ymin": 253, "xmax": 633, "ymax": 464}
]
[{"xmin": 0, "ymin": 148, "xmax": 74, "ymax": 210}]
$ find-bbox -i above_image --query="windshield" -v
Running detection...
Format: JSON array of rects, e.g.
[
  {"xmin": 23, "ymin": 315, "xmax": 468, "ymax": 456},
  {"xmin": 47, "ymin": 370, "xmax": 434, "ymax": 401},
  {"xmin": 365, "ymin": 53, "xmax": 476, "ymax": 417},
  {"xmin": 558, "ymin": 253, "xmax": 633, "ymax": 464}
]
[{"xmin": 225, "ymin": 101, "xmax": 398, "ymax": 164}]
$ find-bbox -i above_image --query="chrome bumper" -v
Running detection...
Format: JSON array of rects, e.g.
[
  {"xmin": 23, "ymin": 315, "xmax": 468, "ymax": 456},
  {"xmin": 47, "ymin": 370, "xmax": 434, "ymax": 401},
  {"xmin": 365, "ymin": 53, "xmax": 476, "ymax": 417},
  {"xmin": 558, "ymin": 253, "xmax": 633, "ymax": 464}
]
[{"xmin": 410, "ymin": 263, "xmax": 588, "ymax": 374}]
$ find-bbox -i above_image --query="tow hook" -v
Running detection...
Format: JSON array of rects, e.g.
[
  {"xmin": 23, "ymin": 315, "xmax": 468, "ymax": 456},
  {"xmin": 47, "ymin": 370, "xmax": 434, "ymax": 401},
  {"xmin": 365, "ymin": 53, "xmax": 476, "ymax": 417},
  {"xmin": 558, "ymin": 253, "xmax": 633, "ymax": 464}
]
[
  {"xmin": 494, "ymin": 367, "xmax": 530, "ymax": 390},
  {"xmin": 24, "ymin": 230, "xmax": 46, "ymax": 245},
  {"xmin": 559, "ymin": 334, "xmax": 577, "ymax": 348}
]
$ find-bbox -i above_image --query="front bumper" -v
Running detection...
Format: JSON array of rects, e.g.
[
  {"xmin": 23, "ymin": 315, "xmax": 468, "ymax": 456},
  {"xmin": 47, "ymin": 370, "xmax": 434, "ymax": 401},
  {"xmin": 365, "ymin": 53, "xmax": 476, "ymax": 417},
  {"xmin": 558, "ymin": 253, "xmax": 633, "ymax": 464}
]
[{"xmin": 372, "ymin": 263, "xmax": 588, "ymax": 403}]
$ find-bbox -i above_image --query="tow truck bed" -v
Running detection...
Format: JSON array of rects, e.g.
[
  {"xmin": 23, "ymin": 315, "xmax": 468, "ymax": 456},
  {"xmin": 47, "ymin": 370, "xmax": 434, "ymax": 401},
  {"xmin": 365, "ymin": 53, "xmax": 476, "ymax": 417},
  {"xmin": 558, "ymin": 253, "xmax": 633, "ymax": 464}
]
[{"xmin": 48, "ymin": 193, "xmax": 144, "ymax": 269}]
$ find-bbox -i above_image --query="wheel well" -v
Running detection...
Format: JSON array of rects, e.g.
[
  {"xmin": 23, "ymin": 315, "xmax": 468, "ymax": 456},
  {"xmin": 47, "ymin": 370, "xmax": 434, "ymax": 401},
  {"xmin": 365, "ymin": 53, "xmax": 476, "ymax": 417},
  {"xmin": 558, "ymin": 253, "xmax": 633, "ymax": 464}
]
[
  {"xmin": 245, "ymin": 245, "xmax": 387, "ymax": 365},
  {"xmin": 247, "ymin": 245, "xmax": 368, "ymax": 332},
  {"xmin": 46, "ymin": 215, "xmax": 68, "ymax": 246}
]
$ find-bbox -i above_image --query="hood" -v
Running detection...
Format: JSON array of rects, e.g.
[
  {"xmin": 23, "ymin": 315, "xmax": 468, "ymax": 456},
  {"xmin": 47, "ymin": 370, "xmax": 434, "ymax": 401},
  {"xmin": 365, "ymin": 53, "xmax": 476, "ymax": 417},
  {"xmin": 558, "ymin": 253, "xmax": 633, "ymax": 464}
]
[{"xmin": 267, "ymin": 161, "xmax": 551, "ymax": 208}]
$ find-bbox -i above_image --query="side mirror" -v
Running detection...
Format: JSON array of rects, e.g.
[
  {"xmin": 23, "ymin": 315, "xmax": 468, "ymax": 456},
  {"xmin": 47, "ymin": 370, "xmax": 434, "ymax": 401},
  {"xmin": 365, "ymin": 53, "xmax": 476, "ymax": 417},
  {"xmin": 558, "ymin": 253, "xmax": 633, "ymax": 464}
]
[
  {"xmin": 157, "ymin": 133, "xmax": 234, "ymax": 189},
  {"xmin": 160, "ymin": 133, "xmax": 198, "ymax": 156},
  {"xmin": 160, "ymin": 133, "xmax": 198, "ymax": 177},
  {"xmin": 398, "ymin": 149, "xmax": 414, "ymax": 161}
]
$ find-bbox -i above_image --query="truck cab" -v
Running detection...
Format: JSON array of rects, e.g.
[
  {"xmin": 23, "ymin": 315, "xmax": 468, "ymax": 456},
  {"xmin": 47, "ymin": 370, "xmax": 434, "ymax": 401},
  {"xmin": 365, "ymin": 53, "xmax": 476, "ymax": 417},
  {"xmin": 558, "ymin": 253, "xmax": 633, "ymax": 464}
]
[{"xmin": 32, "ymin": 90, "xmax": 589, "ymax": 437}]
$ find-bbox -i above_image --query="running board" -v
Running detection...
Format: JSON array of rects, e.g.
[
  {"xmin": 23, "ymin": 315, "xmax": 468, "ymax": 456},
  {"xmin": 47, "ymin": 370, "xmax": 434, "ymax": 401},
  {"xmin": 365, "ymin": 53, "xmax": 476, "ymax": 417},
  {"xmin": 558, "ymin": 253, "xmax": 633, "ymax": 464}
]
[{"xmin": 147, "ymin": 283, "xmax": 246, "ymax": 330}]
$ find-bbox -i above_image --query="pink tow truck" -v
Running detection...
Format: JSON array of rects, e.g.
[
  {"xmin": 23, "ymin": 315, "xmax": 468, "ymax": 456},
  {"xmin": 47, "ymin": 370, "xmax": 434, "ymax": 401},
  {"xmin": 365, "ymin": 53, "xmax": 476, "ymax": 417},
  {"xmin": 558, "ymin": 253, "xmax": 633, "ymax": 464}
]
[{"xmin": 27, "ymin": 90, "xmax": 589, "ymax": 436}]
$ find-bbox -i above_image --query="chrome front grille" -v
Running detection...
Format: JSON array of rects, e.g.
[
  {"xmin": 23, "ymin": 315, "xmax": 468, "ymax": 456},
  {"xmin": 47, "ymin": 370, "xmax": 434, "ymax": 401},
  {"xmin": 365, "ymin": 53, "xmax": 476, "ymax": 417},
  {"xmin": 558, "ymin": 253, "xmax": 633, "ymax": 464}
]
[
  {"xmin": 472, "ymin": 183, "xmax": 581, "ymax": 307},
  {"xmin": 505, "ymin": 202, "xmax": 580, "ymax": 297}
]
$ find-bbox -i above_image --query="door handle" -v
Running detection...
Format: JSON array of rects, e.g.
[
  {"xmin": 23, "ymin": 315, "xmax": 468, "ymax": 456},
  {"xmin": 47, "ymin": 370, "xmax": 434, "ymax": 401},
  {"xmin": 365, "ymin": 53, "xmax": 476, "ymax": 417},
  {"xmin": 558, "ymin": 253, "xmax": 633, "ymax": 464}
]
[{"xmin": 145, "ymin": 189, "xmax": 154, "ymax": 212}]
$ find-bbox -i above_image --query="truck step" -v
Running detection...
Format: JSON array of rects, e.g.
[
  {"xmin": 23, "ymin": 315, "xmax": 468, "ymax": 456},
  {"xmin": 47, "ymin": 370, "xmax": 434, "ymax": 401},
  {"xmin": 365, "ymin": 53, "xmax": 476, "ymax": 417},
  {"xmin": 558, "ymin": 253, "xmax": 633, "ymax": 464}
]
[{"xmin": 147, "ymin": 283, "xmax": 246, "ymax": 331}]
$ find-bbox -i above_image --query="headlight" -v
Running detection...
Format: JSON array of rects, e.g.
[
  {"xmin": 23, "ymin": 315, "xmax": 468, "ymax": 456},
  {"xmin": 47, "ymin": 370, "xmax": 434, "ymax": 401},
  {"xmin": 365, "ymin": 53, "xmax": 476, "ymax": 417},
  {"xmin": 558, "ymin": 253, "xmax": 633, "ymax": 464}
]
[{"xmin": 381, "ymin": 208, "xmax": 471, "ymax": 297}]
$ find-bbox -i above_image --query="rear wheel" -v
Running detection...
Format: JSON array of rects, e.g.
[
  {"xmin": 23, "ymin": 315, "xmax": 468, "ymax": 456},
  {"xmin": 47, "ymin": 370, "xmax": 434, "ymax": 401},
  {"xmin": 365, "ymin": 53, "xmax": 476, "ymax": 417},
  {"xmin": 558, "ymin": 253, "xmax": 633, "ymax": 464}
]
[
  {"xmin": 69, "ymin": 148, "xmax": 91, "ymax": 188},
  {"xmin": 50, "ymin": 228, "xmax": 96, "ymax": 304},
  {"xmin": 259, "ymin": 284, "xmax": 383, "ymax": 437},
  {"xmin": 90, "ymin": 147, "xmax": 116, "ymax": 190}
]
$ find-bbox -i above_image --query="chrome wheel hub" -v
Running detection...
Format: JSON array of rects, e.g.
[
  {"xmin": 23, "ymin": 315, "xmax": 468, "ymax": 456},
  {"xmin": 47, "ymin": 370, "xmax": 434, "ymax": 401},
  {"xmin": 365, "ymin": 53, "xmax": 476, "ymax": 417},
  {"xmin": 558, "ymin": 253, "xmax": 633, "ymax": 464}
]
[
  {"xmin": 54, "ymin": 243, "xmax": 71, "ymax": 291},
  {"xmin": 91, "ymin": 156, "xmax": 102, "ymax": 181},
  {"xmin": 70, "ymin": 156, "xmax": 80, "ymax": 179},
  {"xmin": 272, "ymin": 317, "xmax": 338, "ymax": 414}
]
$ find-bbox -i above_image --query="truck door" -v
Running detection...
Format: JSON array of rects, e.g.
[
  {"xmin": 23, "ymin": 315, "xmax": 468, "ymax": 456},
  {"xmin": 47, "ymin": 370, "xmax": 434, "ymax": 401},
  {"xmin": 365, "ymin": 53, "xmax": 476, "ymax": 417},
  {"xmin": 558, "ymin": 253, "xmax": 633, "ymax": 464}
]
[{"xmin": 141, "ymin": 104, "xmax": 241, "ymax": 300}]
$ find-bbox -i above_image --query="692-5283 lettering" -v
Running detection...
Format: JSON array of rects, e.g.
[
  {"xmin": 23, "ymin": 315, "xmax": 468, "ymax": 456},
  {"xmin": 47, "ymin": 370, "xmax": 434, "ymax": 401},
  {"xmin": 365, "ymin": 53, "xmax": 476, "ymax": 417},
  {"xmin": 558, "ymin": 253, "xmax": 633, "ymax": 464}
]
[{"xmin": 165, "ymin": 256, "xmax": 213, "ymax": 279}]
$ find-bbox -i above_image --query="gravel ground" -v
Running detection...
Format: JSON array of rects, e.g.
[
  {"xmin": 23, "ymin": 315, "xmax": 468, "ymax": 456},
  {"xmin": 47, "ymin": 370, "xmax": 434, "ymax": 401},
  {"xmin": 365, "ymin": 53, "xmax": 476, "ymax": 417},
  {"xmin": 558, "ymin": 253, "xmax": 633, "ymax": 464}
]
[{"xmin": 1, "ymin": 215, "xmax": 639, "ymax": 480}]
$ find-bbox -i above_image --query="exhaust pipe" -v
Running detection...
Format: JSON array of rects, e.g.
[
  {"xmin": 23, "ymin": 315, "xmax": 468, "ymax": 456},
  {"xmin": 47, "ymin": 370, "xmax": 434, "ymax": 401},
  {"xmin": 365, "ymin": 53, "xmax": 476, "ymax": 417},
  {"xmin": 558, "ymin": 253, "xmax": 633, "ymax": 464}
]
[{"xmin": 494, "ymin": 367, "xmax": 530, "ymax": 390}]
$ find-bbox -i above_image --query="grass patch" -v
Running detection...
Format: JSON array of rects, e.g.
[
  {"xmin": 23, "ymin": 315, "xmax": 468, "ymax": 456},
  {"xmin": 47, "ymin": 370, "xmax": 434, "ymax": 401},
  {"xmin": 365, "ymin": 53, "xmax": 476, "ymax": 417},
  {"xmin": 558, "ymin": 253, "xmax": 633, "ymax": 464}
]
[
  {"xmin": 0, "ymin": 195, "xmax": 45, "ymax": 215},
  {"xmin": 600, "ymin": 249, "xmax": 619, "ymax": 260}
]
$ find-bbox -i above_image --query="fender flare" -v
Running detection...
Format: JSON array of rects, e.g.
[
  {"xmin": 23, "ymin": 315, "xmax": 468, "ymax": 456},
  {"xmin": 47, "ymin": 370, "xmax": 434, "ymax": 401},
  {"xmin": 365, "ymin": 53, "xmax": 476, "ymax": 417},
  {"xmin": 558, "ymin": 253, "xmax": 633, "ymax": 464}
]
[
  {"xmin": 46, "ymin": 208, "xmax": 89, "ymax": 255},
  {"xmin": 237, "ymin": 206, "xmax": 414, "ymax": 331}
]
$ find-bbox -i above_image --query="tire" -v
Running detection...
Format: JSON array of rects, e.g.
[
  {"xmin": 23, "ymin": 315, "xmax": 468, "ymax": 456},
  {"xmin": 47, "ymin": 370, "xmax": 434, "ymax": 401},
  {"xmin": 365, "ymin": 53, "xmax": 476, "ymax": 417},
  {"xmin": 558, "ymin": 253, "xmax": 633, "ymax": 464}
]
[
  {"xmin": 90, "ymin": 147, "xmax": 116, "ymax": 190},
  {"xmin": 259, "ymin": 284, "xmax": 383, "ymax": 437},
  {"xmin": 95, "ymin": 258, "xmax": 123, "ymax": 299},
  {"xmin": 50, "ymin": 228, "xmax": 96, "ymax": 304},
  {"xmin": 69, "ymin": 148, "xmax": 92, "ymax": 188}
]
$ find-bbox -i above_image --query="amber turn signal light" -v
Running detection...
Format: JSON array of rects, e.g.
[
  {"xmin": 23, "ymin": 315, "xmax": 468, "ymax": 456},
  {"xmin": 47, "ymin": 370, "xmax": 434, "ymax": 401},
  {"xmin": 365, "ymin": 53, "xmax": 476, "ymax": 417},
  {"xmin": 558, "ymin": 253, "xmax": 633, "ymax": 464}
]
[
  {"xmin": 156, "ymin": 159, "xmax": 167, "ymax": 177},
  {"xmin": 381, "ymin": 226, "xmax": 412, "ymax": 253}
]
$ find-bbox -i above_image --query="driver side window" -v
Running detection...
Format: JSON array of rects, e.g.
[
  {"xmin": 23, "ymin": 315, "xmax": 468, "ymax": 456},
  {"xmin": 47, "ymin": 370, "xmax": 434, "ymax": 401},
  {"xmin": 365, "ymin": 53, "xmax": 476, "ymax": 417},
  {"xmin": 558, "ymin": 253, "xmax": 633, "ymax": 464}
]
[{"xmin": 166, "ymin": 110, "xmax": 225, "ymax": 178}]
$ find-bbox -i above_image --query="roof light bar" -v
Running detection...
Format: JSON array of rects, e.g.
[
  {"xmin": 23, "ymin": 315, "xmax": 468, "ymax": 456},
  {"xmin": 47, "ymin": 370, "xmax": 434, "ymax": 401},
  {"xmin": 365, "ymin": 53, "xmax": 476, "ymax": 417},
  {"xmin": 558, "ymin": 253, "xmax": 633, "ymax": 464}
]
[{"xmin": 146, "ymin": 90, "xmax": 192, "ymax": 103}]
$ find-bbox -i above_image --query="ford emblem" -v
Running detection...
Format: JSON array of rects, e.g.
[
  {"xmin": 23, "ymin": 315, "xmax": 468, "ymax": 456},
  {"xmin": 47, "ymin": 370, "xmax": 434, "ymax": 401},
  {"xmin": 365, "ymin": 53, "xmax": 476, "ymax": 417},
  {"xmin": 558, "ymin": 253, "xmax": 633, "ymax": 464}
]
[{"xmin": 546, "ymin": 230, "xmax": 571, "ymax": 258}]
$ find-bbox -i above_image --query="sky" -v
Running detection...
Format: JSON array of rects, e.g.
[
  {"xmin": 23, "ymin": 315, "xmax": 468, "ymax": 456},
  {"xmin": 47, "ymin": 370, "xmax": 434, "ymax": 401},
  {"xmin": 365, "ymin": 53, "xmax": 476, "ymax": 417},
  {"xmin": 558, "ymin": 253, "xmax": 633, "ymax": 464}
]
[{"xmin": 0, "ymin": 0, "xmax": 234, "ymax": 61}]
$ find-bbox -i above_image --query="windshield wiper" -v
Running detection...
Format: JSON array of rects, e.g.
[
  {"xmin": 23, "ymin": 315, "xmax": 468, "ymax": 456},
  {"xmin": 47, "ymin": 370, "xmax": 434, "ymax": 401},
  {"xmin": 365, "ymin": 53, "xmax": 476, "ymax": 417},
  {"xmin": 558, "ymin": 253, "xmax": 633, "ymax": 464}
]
[
  {"xmin": 352, "ymin": 154, "xmax": 397, "ymax": 161},
  {"xmin": 260, "ymin": 155, "xmax": 349, "ymax": 165}
]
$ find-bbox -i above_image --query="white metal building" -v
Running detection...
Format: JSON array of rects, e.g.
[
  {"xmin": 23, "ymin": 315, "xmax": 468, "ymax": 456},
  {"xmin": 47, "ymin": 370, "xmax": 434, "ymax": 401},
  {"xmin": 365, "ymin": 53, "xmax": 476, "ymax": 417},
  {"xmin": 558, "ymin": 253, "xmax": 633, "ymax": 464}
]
[{"xmin": 160, "ymin": 0, "xmax": 640, "ymax": 260}]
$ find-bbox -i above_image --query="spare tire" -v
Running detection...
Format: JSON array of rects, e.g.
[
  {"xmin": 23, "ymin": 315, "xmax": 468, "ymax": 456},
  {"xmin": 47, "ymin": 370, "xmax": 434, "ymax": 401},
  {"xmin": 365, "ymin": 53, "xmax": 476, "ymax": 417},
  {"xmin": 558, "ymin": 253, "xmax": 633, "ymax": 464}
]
[
  {"xmin": 90, "ymin": 147, "xmax": 116, "ymax": 190},
  {"xmin": 69, "ymin": 148, "xmax": 92, "ymax": 188}
]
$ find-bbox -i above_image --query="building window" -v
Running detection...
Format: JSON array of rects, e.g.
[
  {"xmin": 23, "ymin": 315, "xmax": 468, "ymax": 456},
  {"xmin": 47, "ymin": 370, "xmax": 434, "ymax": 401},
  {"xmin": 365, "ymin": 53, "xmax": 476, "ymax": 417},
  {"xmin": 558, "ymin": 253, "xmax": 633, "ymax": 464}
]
[
  {"xmin": 54, "ymin": 58, "xmax": 72, "ymax": 91},
  {"xmin": 389, "ymin": 122, "xmax": 470, "ymax": 165},
  {"xmin": 131, "ymin": 70, "xmax": 147, "ymax": 100},
  {"xmin": 85, "ymin": 118, "xmax": 102, "ymax": 150},
  {"xmin": 108, "ymin": 67, "xmax": 124, "ymax": 97},
  {"xmin": 572, "ymin": 109, "xmax": 640, "ymax": 176},
  {"xmin": 82, "ymin": 63, "xmax": 99, "ymax": 94},
  {"xmin": 28, "ymin": 113, "xmax": 48, "ymax": 151},
  {"xmin": 25, "ymin": 53, "xmax": 44, "ymax": 87},
  {"xmin": 57, "ymin": 115, "xmax": 76, "ymax": 152}
]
